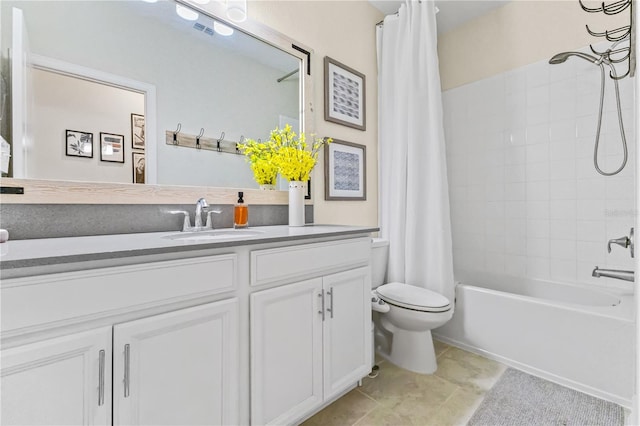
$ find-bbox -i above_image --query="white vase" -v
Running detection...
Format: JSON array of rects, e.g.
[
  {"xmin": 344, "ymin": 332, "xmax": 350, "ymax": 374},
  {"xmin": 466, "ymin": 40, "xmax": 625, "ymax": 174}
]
[
  {"xmin": 259, "ymin": 184, "xmax": 276, "ymax": 191},
  {"xmin": 288, "ymin": 180, "xmax": 306, "ymax": 227}
]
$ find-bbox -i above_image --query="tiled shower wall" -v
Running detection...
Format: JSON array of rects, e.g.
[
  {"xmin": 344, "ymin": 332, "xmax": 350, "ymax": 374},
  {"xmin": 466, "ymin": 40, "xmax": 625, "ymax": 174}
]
[{"xmin": 442, "ymin": 48, "xmax": 636, "ymax": 291}]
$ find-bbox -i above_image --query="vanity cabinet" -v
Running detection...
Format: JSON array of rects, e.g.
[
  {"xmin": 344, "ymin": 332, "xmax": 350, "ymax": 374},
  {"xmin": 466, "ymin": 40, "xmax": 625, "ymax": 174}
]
[
  {"xmin": 1, "ymin": 327, "xmax": 113, "ymax": 425},
  {"xmin": 1, "ymin": 230, "xmax": 375, "ymax": 426},
  {"xmin": 113, "ymin": 299, "xmax": 238, "ymax": 425},
  {"xmin": 250, "ymin": 266, "xmax": 371, "ymax": 425},
  {"xmin": 1, "ymin": 300, "xmax": 238, "ymax": 426}
]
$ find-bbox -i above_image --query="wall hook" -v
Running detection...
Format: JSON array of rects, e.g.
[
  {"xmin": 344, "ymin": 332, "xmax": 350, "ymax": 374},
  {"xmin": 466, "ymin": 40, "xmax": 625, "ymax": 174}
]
[
  {"xmin": 236, "ymin": 135, "xmax": 245, "ymax": 154},
  {"xmin": 216, "ymin": 132, "xmax": 225, "ymax": 152},
  {"xmin": 173, "ymin": 123, "xmax": 182, "ymax": 145},
  {"xmin": 196, "ymin": 128, "xmax": 205, "ymax": 150}
]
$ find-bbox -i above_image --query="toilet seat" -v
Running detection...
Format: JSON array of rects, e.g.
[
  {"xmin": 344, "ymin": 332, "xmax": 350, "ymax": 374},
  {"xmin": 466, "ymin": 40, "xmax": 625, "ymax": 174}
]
[{"xmin": 376, "ymin": 282, "xmax": 451, "ymax": 313}]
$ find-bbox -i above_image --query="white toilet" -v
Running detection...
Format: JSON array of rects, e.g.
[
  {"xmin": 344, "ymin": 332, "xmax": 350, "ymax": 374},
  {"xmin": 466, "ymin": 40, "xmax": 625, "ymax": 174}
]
[{"xmin": 371, "ymin": 238, "xmax": 453, "ymax": 374}]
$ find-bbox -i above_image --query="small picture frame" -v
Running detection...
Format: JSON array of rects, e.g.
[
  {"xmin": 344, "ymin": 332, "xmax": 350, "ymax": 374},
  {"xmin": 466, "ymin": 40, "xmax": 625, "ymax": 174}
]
[
  {"xmin": 65, "ymin": 129, "xmax": 93, "ymax": 158},
  {"xmin": 324, "ymin": 139, "xmax": 366, "ymax": 201},
  {"xmin": 132, "ymin": 151, "xmax": 145, "ymax": 184},
  {"xmin": 100, "ymin": 132, "xmax": 125, "ymax": 163},
  {"xmin": 324, "ymin": 57, "xmax": 366, "ymax": 131},
  {"xmin": 131, "ymin": 113, "xmax": 145, "ymax": 150}
]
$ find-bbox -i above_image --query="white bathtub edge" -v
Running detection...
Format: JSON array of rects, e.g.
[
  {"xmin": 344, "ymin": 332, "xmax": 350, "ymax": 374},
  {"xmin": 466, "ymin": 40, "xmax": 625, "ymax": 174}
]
[{"xmin": 433, "ymin": 332, "xmax": 633, "ymax": 409}]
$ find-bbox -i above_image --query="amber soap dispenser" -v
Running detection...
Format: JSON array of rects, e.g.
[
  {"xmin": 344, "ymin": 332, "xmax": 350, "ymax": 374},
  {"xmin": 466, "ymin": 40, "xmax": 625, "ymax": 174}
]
[{"xmin": 234, "ymin": 191, "xmax": 248, "ymax": 229}]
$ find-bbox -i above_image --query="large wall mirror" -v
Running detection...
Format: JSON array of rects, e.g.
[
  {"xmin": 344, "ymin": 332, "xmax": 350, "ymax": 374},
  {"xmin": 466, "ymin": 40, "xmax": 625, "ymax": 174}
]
[{"xmin": 1, "ymin": 0, "xmax": 309, "ymax": 191}]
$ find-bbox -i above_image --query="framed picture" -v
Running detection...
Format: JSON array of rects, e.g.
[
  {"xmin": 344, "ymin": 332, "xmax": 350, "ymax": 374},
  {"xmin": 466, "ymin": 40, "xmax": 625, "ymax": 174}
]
[
  {"xmin": 132, "ymin": 151, "xmax": 145, "ymax": 184},
  {"xmin": 131, "ymin": 113, "xmax": 145, "ymax": 150},
  {"xmin": 324, "ymin": 57, "xmax": 366, "ymax": 131},
  {"xmin": 324, "ymin": 139, "xmax": 366, "ymax": 201},
  {"xmin": 100, "ymin": 132, "xmax": 125, "ymax": 163},
  {"xmin": 65, "ymin": 129, "xmax": 93, "ymax": 158}
]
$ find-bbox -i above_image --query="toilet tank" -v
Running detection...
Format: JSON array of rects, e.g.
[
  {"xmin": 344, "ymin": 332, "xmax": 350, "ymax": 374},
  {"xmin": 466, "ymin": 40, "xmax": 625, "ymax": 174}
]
[{"xmin": 371, "ymin": 238, "xmax": 389, "ymax": 288}]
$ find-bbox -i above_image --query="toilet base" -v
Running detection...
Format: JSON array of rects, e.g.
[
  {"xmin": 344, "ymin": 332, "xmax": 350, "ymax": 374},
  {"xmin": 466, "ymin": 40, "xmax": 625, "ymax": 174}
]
[{"xmin": 378, "ymin": 328, "xmax": 438, "ymax": 374}]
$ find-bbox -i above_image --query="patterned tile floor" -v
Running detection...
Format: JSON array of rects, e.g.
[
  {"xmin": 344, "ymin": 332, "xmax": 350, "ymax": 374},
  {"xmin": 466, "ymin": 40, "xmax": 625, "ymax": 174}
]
[{"xmin": 301, "ymin": 341, "xmax": 507, "ymax": 426}]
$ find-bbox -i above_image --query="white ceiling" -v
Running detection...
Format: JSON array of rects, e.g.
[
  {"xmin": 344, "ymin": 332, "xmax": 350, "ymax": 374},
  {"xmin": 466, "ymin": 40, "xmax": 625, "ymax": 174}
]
[{"xmin": 369, "ymin": 0, "xmax": 510, "ymax": 34}]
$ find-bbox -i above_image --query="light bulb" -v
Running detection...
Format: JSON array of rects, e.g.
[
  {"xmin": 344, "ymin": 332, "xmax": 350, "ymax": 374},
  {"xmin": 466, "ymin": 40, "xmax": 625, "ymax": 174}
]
[
  {"xmin": 176, "ymin": 4, "xmax": 199, "ymax": 21},
  {"xmin": 226, "ymin": 0, "xmax": 246, "ymax": 22},
  {"xmin": 213, "ymin": 21, "xmax": 234, "ymax": 36}
]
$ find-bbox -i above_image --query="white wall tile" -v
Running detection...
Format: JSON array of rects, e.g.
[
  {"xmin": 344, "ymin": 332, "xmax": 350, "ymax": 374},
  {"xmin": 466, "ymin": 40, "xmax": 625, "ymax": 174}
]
[
  {"xmin": 504, "ymin": 255, "xmax": 527, "ymax": 276},
  {"xmin": 527, "ymin": 238, "xmax": 550, "ymax": 257},
  {"xmin": 550, "ymin": 219, "xmax": 577, "ymax": 240},
  {"xmin": 443, "ymin": 53, "xmax": 635, "ymax": 290},
  {"xmin": 550, "ymin": 199, "xmax": 577, "ymax": 220},
  {"xmin": 549, "ymin": 141, "xmax": 576, "ymax": 161},
  {"xmin": 527, "ymin": 257, "xmax": 550, "ymax": 279},
  {"xmin": 526, "ymin": 181, "xmax": 550, "ymax": 200},
  {"xmin": 505, "ymin": 165, "xmax": 526, "ymax": 183},
  {"xmin": 549, "ymin": 160, "xmax": 575, "ymax": 180},
  {"xmin": 502, "ymin": 200, "xmax": 526, "ymax": 220},
  {"xmin": 549, "ymin": 119, "xmax": 576, "ymax": 143},
  {"xmin": 526, "ymin": 144, "xmax": 549, "ymax": 164},
  {"xmin": 576, "ymin": 220, "xmax": 607, "ymax": 242},
  {"xmin": 527, "ymin": 219, "xmax": 550, "ymax": 239},
  {"xmin": 549, "ymin": 179, "xmax": 576, "ymax": 200},
  {"xmin": 550, "ymin": 239, "xmax": 577, "ymax": 260},
  {"xmin": 577, "ymin": 241, "xmax": 606, "ymax": 263},
  {"xmin": 526, "ymin": 162, "xmax": 549, "ymax": 181},
  {"xmin": 527, "ymin": 200, "xmax": 550, "ymax": 219},
  {"xmin": 550, "ymin": 258, "xmax": 577, "ymax": 282}
]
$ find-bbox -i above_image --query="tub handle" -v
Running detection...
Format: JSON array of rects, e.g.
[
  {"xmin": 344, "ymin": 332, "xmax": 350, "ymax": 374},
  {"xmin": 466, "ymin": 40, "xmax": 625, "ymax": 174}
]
[{"xmin": 607, "ymin": 228, "xmax": 634, "ymax": 258}]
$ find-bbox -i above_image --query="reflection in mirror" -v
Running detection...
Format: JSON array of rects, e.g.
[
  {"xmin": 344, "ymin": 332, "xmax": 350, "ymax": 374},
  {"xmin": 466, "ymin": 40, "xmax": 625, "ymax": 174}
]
[{"xmin": 1, "ymin": 0, "xmax": 302, "ymax": 189}]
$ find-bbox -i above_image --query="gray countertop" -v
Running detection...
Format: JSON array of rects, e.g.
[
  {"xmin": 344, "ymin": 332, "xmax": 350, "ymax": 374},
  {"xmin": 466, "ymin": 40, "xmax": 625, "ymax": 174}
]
[{"xmin": 0, "ymin": 225, "xmax": 378, "ymax": 271}]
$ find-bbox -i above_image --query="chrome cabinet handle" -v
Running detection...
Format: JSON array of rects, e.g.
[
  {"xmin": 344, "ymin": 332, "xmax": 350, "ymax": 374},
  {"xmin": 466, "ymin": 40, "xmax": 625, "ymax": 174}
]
[
  {"xmin": 124, "ymin": 344, "xmax": 130, "ymax": 398},
  {"xmin": 98, "ymin": 350, "xmax": 105, "ymax": 406},
  {"xmin": 318, "ymin": 291, "xmax": 325, "ymax": 321},
  {"xmin": 326, "ymin": 287, "xmax": 334, "ymax": 319}
]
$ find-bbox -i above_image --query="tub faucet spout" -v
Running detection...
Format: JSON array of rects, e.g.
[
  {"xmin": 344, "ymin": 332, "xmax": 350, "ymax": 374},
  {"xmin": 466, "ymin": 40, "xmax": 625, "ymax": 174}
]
[{"xmin": 591, "ymin": 266, "xmax": 635, "ymax": 282}]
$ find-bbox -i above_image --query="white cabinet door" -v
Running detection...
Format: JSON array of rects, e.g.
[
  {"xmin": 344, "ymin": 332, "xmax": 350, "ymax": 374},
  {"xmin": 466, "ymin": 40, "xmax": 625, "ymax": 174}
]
[
  {"xmin": 113, "ymin": 299, "xmax": 239, "ymax": 426},
  {"xmin": 322, "ymin": 267, "xmax": 371, "ymax": 400},
  {"xmin": 1, "ymin": 327, "xmax": 113, "ymax": 426},
  {"xmin": 251, "ymin": 278, "xmax": 323, "ymax": 425}
]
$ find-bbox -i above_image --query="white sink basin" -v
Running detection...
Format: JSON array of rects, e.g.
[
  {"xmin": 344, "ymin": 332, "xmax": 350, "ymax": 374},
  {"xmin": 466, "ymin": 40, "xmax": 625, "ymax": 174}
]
[{"xmin": 164, "ymin": 229, "xmax": 264, "ymax": 241}]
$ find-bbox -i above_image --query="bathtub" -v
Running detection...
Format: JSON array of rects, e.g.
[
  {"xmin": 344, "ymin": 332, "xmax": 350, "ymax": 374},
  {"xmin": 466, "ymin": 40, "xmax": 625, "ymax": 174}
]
[{"xmin": 433, "ymin": 272, "xmax": 635, "ymax": 407}]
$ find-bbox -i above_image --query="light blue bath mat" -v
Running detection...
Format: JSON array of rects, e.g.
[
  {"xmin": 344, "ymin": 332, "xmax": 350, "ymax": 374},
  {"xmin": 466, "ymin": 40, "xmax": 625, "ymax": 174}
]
[{"xmin": 468, "ymin": 368, "xmax": 624, "ymax": 426}]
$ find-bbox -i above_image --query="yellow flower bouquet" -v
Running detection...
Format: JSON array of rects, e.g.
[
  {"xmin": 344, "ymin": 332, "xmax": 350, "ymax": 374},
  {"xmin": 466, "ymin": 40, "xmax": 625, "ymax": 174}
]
[
  {"xmin": 269, "ymin": 125, "xmax": 331, "ymax": 182},
  {"xmin": 237, "ymin": 139, "xmax": 278, "ymax": 186},
  {"xmin": 240, "ymin": 125, "xmax": 331, "ymax": 184}
]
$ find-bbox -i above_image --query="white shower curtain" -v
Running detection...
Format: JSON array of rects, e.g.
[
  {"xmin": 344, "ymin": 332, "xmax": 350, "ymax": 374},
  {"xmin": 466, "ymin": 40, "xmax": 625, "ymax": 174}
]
[{"xmin": 376, "ymin": 1, "xmax": 455, "ymax": 303}]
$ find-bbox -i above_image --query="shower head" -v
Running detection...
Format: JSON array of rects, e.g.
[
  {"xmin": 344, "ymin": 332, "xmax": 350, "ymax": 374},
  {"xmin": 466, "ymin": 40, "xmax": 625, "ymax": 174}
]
[{"xmin": 549, "ymin": 51, "xmax": 600, "ymax": 65}]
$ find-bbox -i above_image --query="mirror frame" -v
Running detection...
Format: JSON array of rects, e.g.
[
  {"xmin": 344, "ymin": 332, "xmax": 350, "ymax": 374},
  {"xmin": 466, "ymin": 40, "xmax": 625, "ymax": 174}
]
[{"xmin": 2, "ymin": 0, "xmax": 314, "ymax": 205}]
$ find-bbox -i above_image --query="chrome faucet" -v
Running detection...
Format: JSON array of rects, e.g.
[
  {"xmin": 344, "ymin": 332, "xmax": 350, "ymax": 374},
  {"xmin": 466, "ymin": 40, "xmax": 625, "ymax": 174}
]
[
  {"xmin": 592, "ymin": 266, "xmax": 635, "ymax": 282},
  {"xmin": 194, "ymin": 198, "xmax": 209, "ymax": 228}
]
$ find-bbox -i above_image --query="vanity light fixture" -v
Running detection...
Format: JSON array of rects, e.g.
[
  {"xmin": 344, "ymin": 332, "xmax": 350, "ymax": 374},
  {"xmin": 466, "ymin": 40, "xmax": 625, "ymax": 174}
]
[
  {"xmin": 213, "ymin": 21, "xmax": 234, "ymax": 36},
  {"xmin": 176, "ymin": 4, "xmax": 199, "ymax": 21},
  {"xmin": 226, "ymin": 0, "xmax": 247, "ymax": 22}
]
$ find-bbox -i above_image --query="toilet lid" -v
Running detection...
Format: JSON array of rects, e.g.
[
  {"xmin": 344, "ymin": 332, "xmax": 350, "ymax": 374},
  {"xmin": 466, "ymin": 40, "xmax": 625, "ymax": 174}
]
[{"xmin": 376, "ymin": 282, "xmax": 451, "ymax": 312}]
